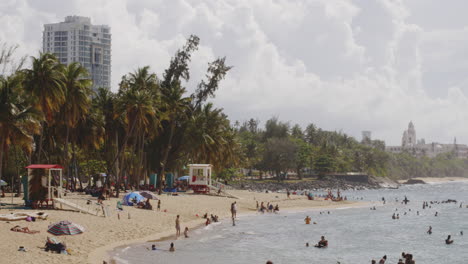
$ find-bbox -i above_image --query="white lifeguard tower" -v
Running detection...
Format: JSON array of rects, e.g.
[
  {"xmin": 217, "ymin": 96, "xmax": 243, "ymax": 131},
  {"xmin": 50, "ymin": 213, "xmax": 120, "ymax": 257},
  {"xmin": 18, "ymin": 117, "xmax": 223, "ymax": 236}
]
[{"xmin": 188, "ymin": 164, "xmax": 212, "ymax": 193}]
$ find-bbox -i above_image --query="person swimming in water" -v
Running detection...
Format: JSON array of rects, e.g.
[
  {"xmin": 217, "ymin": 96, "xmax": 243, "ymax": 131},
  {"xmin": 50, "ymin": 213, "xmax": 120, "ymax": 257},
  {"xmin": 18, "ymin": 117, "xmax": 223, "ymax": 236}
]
[
  {"xmin": 151, "ymin": 244, "xmax": 157, "ymax": 250},
  {"xmin": 169, "ymin": 242, "xmax": 175, "ymax": 252},
  {"xmin": 445, "ymin": 235, "xmax": 454, "ymax": 245},
  {"xmin": 304, "ymin": 216, "xmax": 311, "ymax": 224},
  {"xmin": 427, "ymin": 226, "xmax": 432, "ymax": 235},
  {"xmin": 315, "ymin": 236, "xmax": 328, "ymax": 248}
]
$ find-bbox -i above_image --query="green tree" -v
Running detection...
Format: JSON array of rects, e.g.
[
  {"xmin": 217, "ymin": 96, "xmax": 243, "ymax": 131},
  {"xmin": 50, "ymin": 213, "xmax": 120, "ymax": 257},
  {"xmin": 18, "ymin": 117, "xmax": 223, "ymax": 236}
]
[
  {"xmin": 23, "ymin": 53, "xmax": 65, "ymax": 162},
  {"xmin": 0, "ymin": 74, "xmax": 41, "ymax": 182}
]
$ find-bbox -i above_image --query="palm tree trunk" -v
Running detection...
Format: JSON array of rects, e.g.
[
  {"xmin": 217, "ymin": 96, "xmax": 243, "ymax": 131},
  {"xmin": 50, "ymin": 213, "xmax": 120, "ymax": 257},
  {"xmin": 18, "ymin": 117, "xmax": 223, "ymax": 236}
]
[
  {"xmin": 110, "ymin": 115, "xmax": 138, "ymax": 180},
  {"xmin": 71, "ymin": 143, "xmax": 77, "ymax": 192},
  {"xmin": 14, "ymin": 146, "xmax": 22, "ymax": 196},
  {"xmin": 137, "ymin": 132, "xmax": 145, "ymax": 187},
  {"xmin": 159, "ymin": 121, "xmax": 176, "ymax": 188},
  {"xmin": 36, "ymin": 121, "xmax": 45, "ymax": 163},
  {"xmin": 0, "ymin": 135, "xmax": 5, "ymax": 181}
]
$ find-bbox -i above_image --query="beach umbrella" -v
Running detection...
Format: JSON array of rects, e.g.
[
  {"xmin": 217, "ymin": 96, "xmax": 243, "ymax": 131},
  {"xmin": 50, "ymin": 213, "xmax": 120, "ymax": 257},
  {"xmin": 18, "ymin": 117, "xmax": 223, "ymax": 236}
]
[
  {"xmin": 178, "ymin": 176, "xmax": 190, "ymax": 181},
  {"xmin": 139, "ymin": 191, "xmax": 159, "ymax": 200},
  {"xmin": 47, "ymin": 221, "xmax": 85, "ymax": 236},
  {"xmin": 122, "ymin": 192, "xmax": 145, "ymax": 206},
  {"xmin": 0, "ymin": 180, "xmax": 7, "ymax": 186}
]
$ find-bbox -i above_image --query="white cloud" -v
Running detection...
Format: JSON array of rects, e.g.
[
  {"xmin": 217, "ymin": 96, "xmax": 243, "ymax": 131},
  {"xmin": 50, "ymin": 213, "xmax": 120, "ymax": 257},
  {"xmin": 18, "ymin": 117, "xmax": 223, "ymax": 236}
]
[{"xmin": 2, "ymin": 0, "xmax": 468, "ymax": 145}]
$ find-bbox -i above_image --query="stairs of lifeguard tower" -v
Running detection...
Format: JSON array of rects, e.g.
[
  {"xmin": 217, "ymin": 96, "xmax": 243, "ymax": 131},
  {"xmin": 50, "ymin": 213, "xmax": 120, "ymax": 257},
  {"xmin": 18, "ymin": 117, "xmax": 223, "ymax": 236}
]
[
  {"xmin": 208, "ymin": 183, "xmax": 240, "ymax": 199},
  {"xmin": 53, "ymin": 198, "xmax": 102, "ymax": 216}
]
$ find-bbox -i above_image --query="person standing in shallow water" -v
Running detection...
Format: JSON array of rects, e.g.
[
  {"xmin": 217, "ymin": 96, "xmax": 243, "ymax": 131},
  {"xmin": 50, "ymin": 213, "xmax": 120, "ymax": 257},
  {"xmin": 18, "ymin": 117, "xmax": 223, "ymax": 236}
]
[
  {"xmin": 175, "ymin": 215, "xmax": 181, "ymax": 237},
  {"xmin": 231, "ymin": 202, "xmax": 237, "ymax": 218}
]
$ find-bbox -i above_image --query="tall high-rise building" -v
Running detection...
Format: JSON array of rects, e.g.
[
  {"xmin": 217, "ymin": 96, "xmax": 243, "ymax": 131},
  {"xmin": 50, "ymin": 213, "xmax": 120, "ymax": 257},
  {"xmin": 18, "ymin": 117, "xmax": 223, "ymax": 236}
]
[{"xmin": 43, "ymin": 16, "xmax": 111, "ymax": 89}]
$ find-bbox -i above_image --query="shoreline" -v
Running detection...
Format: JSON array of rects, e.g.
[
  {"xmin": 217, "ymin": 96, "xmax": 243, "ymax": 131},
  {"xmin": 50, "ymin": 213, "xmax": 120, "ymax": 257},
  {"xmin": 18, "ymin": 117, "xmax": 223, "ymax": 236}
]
[{"xmin": 101, "ymin": 200, "xmax": 371, "ymax": 264}]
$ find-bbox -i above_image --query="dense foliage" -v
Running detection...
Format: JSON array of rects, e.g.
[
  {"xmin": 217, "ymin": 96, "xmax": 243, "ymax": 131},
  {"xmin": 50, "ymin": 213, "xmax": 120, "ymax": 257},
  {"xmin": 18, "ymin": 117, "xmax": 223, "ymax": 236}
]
[
  {"xmin": 0, "ymin": 37, "xmax": 240, "ymax": 193},
  {"xmin": 235, "ymin": 118, "xmax": 468, "ymax": 180}
]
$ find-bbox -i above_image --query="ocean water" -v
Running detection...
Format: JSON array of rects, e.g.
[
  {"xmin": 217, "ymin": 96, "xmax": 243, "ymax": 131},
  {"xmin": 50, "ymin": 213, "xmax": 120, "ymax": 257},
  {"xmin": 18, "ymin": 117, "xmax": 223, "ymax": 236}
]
[{"xmin": 111, "ymin": 181, "xmax": 468, "ymax": 264}]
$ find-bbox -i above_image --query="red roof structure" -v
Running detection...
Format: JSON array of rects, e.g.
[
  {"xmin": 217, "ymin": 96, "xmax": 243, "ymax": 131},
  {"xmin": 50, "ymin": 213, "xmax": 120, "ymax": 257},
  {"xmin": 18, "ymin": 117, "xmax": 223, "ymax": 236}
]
[{"xmin": 25, "ymin": 164, "xmax": 63, "ymax": 169}]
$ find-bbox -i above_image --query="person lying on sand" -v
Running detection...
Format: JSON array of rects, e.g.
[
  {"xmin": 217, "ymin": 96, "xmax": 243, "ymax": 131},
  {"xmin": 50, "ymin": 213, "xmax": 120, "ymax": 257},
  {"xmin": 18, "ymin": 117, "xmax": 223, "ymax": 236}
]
[{"xmin": 10, "ymin": 225, "xmax": 39, "ymax": 234}]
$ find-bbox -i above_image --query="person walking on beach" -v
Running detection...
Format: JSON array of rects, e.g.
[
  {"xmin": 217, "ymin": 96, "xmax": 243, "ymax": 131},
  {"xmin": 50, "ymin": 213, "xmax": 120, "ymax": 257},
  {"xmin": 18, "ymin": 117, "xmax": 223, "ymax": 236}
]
[
  {"xmin": 231, "ymin": 202, "xmax": 237, "ymax": 218},
  {"xmin": 157, "ymin": 200, "xmax": 161, "ymax": 211},
  {"xmin": 175, "ymin": 215, "xmax": 181, "ymax": 237}
]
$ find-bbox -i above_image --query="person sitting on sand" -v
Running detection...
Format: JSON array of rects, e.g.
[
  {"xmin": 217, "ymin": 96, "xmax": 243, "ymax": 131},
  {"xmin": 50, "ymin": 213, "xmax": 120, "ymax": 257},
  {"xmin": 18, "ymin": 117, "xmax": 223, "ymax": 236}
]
[
  {"xmin": 116, "ymin": 201, "xmax": 123, "ymax": 211},
  {"xmin": 304, "ymin": 216, "xmax": 311, "ymax": 224},
  {"xmin": 315, "ymin": 236, "xmax": 328, "ymax": 248},
  {"xmin": 445, "ymin": 235, "xmax": 454, "ymax": 244},
  {"xmin": 274, "ymin": 204, "xmax": 279, "ymax": 212},
  {"xmin": 184, "ymin": 227, "xmax": 189, "ymax": 238},
  {"xmin": 169, "ymin": 242, "xmax": 175, "ymax": 252},
  {"xmin": 144, "ymin": 199, "xmax": 152, "ymax": 210}
]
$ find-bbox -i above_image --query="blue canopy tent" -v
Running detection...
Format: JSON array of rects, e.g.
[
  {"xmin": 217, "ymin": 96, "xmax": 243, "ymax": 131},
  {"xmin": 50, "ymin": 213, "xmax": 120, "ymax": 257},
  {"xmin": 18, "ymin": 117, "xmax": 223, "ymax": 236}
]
[
  {"xmin": 122, "ymin": 192, "xmax": 145, "ymax": 206},
  {"xmin": 178, "ymin": 176, "xmax": 190, "ymax": 181}
]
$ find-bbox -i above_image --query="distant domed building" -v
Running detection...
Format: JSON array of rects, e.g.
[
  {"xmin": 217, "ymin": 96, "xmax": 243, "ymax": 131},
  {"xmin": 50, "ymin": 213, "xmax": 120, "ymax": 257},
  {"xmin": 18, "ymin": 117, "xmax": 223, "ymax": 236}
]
[
  {"xmin": 386, "ymin": 121, "xmax": 468, "ymax": 158},
  {"xmin": 402, "ymin": 121, "xmax": 416, "ymax": 147}
]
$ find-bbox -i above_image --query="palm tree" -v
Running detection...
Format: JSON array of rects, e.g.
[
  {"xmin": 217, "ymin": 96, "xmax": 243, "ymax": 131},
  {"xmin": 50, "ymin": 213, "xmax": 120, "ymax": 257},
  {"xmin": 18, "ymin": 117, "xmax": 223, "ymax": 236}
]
[
  {"xmin": 23, "ymin": 53, "xmax": 65, "ymax": 162},
  {"xmin": 187, "ymin": 103, "xmax": 241, "ymax": 170},
  {"xmin": 0, "ymin": 73, "xmax": 41, "ymax": 182},
  {"xmin": 93, "ymin": 87, "xmax": 121, "ymax": 186},
  {"xmin": 158, "ymin": 83, "xmax": 191, "ymax": 187},
  {"xmin": 111, "ymin": 67, "xmax": 159, "ymax": 187},
  {"xmin": 59, "ymin": 62, "xmax": 92, "ymax": 177}
]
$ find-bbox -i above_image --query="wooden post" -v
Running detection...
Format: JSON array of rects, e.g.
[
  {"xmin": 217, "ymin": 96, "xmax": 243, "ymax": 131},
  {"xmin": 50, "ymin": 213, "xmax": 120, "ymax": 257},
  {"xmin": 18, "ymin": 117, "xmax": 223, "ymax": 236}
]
[{"xmin": 48, "ymin": 169, "xmax": 51, "ymax": 200}]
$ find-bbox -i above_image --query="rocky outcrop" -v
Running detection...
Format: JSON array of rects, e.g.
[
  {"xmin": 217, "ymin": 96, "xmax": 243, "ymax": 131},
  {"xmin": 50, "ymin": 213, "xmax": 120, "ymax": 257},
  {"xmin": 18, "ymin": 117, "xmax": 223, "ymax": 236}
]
[
  {"xmin": 403, "ymin": 179, "xmax": 426, "ymax": 185},
  {"xmin": 231, "ymin": 177, "xmax": 382, "ymax": 192}
]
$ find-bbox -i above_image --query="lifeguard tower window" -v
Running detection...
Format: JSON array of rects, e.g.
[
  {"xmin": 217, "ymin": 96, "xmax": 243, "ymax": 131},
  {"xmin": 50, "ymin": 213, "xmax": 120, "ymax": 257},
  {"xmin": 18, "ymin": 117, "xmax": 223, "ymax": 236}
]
[{"xmin": 194, "ymin": 169, "xmax": 205, "ymax": 181}]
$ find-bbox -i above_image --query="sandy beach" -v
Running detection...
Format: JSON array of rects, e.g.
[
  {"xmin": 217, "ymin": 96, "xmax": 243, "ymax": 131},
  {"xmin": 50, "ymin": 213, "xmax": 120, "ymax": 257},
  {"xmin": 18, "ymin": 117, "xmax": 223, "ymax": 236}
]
[{"xmin": 0, "ymin": 190, "xmax": 363, "ymax": 264}]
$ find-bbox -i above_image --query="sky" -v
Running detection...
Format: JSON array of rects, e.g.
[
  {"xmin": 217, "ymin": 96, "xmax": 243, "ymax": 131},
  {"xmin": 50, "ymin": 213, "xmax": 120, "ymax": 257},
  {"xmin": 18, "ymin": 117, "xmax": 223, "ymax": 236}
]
[{"xmin": 1, "ymin": 0, "xmax": 468, "ymax": 146}]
